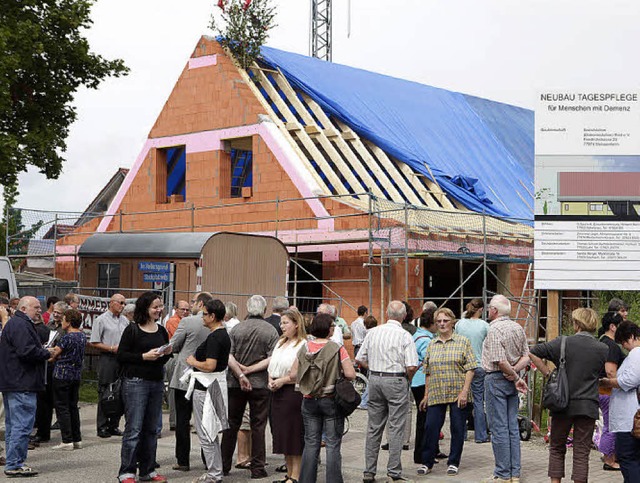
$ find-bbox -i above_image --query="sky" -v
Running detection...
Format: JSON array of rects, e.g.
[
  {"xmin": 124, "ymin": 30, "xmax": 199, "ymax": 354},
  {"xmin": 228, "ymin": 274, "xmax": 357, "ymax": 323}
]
[{"xmin": 9, "ymin": 0, "xmax": 640, "ymax": 216}]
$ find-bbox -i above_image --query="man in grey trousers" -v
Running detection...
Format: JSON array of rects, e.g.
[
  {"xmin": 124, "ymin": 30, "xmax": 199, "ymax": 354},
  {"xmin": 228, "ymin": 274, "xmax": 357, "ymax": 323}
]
[{"xmin": 356, "ymin": 301, "xmax": 418, "ymax": 482}]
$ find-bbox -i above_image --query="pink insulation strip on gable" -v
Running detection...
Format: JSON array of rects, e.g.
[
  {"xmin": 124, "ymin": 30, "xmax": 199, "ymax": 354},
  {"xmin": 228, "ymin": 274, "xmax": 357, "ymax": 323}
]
[
  {"xmin": 188, "ymin": 55, "xmax": 218, "ymax": 70},
  {"xmin": 98, "ymin": 124, "xmax": 332, "ymax": 232}
]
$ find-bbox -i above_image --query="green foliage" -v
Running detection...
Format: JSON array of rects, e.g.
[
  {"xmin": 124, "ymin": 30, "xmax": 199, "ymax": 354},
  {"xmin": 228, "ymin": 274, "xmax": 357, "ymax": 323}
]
[
  {"xmin": 211, "ymin": 0, "xmax": 277, "ymax": 69},
  {"xmin": 0, "ymin": 0, "xmax": 128, "ymax": 203}
]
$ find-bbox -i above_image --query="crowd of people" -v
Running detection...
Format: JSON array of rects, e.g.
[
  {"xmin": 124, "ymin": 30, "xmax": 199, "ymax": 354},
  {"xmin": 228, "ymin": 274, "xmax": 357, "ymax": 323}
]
[{"xmin": 0, "ymin": 290, "xmax": 638, "ymax": 483}]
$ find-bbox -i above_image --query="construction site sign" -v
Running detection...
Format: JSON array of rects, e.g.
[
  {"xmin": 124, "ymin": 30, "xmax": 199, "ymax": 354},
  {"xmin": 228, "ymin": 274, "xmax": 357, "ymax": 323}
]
[{"xmin": 534, "ymin": 90, "xmax": 640, "ymax": 290}]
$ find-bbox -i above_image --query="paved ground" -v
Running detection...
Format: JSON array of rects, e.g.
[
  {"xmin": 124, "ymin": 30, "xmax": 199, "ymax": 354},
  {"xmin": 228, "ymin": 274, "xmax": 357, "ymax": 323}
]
[{"xmin": 3, "ymin": 403, "xmax": 624, "ymax": 482}]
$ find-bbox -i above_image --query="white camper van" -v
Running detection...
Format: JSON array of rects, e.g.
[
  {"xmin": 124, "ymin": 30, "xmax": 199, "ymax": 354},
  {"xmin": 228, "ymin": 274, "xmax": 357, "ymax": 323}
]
[{"xmin": 0, "ymin": 257, "xmax": 18, "ymax": 298}]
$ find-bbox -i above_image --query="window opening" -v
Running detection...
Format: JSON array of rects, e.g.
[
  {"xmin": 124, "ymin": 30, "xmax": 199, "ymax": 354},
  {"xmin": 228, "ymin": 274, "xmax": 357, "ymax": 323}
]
[
  {"xmin": 97, "ymin": 263, "xmax": 121, "ymax": 297},
  {"xmin": 166, "ymin": 146, "xmax": 186, "ymax": 199},
  {"xmin": 230, "ymin": 149, "xmax": 253, "ymax": 198}
]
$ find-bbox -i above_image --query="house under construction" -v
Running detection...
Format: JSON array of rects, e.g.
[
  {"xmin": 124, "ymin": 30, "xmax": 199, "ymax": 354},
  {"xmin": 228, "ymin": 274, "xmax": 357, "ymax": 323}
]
[{"xmin": 49, "ymin": 36, "xmax": 534, "ymax": 324}]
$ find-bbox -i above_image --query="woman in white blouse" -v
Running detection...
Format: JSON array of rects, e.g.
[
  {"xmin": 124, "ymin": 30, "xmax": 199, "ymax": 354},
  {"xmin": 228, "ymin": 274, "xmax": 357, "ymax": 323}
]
[
  {"xmin": 600, "ymin": 321, "xmax": 640, "ymax": 483},
  {"xmin": 267, "ymin": 308, "xmax": 307, "ymax": 483}
]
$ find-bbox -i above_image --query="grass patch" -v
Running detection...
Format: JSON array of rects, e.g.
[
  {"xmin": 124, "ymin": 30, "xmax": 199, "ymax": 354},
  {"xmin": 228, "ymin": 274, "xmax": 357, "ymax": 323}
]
[{"xmin": 79, "ymin": 378, "xmax": 99, "ymax": 404}]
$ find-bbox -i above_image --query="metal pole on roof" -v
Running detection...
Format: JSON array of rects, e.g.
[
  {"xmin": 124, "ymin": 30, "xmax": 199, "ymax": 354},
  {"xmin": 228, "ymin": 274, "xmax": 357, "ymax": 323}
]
[{"xmin": 310, "ymin": 0, "xmax": 332, "ymax": 61}]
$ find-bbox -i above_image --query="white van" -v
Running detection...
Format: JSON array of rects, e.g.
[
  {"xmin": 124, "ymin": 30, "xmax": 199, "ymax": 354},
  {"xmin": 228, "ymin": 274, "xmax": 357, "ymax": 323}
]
[{"xmin": 0, "ymin": 256, "xmax": 18, "ymax": 298}]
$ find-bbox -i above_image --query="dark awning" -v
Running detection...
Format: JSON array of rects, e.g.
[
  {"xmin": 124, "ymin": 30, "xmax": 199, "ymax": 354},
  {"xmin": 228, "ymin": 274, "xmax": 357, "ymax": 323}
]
[{"xmin": 79, "ymin": 232, "xmax": 218, "ymax": 259}]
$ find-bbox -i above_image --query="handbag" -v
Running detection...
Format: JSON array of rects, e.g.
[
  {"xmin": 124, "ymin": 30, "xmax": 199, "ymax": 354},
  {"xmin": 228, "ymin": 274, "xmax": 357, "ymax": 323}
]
[
  {"xmin": 100, "ymin": 377, "xmax": 123, "ymax": 418},
  {"xmin": 334, "ymin": 376, "xmax": 361, "ymax": 416},
  {"xmin": 542, "ymin": 335, "xmax": 569, "ymax": 412},
  {"xmin": 632, "ymin": 388, "xmax": 640, "ymax": 439}
]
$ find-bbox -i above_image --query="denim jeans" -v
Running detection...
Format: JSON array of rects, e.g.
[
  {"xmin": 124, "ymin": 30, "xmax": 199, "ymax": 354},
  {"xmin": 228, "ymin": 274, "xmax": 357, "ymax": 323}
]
[
  {"xmin": 118, "ymin": 377, "xmax": 164, "ymax": 481},
  {"xmin": 485, "ymin": 373, "xmax": 521, "ymax": 479},
  {"xmin": 615, "ymin": 432, "xmax": 640, "ymax": 483},
  {"xmin": 422, "ymin": 402, "xmax": 469, "ymax": 468},
  {"xmin": 300, "ymin": 397, "xmax": 344, "ymax": 483},
  {"xmin": 3, "ymin": 391, "xmax": 37, "ymax": 471},
  {"xmin": 470, "ymin": 367, "xmax": 489, "ymax": 442}
]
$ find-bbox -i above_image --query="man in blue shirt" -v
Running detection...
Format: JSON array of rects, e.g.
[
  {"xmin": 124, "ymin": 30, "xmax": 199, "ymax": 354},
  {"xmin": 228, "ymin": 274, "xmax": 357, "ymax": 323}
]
[{"xmin": 0, "ymin": 296, "xmax": 54, "ymax": 478}]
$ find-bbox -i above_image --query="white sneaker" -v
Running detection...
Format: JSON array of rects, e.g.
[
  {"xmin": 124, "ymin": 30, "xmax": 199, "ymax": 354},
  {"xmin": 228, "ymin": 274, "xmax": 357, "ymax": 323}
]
[
  {"xmin": 416, "ymin": 465, "xmax": 432, "ymax": 475},
  {"xmin": 73, "ymin": 441, "xmax": 83, "ymax": 449},
  {"xmin": 446, "ymin": 465, "xmax": 458, "ymax": 476},
  {"xmin": 52, "ymin": 442, "xmax": 74, "ymax": 451},
  {"xmin": 480, "ymin": 477, "xmax": 511, "ymax": 483}
]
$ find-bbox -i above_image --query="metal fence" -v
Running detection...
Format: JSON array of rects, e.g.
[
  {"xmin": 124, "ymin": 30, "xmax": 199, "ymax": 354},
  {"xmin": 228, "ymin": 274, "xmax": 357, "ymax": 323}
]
[{"xmin": 6, "ymin": 191, "xmax": 538, "ymax": 327}]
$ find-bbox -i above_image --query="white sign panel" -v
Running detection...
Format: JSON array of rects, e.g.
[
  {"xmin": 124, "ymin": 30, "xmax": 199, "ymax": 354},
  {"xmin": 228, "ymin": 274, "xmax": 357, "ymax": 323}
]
[{"xmin": 535, "ymin": 90, "xmax": 640, "ymax": 290}]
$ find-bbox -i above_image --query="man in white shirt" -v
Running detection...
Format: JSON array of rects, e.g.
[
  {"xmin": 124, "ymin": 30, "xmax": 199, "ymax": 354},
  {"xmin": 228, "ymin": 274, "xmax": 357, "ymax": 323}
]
[
  {"xmin": 357, "ymin": 301, "xmax": 418, "ymax": 483},
  {"xmin": 351, "ymin": 305, "xmax": 368, "ymax": 356}
]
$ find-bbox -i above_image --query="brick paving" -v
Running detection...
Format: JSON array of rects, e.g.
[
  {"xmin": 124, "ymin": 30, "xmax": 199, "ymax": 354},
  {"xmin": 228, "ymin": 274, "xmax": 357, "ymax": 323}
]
[{"xmin": 5, "ymin": 403, "xmax": 624, "ymax": 482}]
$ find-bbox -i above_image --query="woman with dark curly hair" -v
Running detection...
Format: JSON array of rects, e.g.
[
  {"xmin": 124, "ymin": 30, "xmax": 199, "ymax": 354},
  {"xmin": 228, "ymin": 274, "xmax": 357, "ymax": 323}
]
[{"xmin": 116, "ymin": 292, "xmax": 172, "ymax": 483}]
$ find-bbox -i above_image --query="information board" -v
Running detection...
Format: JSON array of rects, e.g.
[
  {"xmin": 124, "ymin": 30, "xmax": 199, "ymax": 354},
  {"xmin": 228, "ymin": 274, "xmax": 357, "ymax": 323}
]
[{"xmin": 535, "ymin": 90, "xmax": 640, "ymax": 290}]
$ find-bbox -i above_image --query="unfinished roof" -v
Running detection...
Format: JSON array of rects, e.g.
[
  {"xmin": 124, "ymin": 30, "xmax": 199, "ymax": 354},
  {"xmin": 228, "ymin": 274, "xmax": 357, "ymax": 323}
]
[{"xmin": 254, "ymin": 46, "xmax": 534, "ymax": 221}]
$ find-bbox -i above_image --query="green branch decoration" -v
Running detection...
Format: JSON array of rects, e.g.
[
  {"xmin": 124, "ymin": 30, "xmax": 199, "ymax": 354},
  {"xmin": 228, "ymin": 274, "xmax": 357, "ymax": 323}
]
[{"xmin": 211, "ymin": 0, "xmax": 277, "ymax": 69}]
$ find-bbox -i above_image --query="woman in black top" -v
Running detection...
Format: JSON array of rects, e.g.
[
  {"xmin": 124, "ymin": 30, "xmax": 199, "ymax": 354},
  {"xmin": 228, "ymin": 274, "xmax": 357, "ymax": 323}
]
[
  {"xmin": 529, "ymin": 308, "xmax": 608, "ymax": 483},
  {"xmin": 185, "ymin": 299, "xmax": 231, "ymax": 483},
  {"xmin": 116, "ymin": 292, "xmax": 172, "ymax": 483},
  {"xmin": 597, "ymin": 311, "xmax": 625, "ymax": 471}
]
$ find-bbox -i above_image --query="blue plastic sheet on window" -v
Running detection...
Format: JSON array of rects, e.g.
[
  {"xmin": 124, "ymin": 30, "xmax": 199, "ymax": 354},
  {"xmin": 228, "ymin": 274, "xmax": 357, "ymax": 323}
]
[{"xmin": 259, "ymin": 46, "xmax": 534, "ymax": 222}]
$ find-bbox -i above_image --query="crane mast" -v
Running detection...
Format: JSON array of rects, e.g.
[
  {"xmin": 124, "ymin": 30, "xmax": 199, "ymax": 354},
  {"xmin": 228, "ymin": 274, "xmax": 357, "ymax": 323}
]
[{"xmin": 310, "ymin": 0, "xmax": 332, "ymax": 61}]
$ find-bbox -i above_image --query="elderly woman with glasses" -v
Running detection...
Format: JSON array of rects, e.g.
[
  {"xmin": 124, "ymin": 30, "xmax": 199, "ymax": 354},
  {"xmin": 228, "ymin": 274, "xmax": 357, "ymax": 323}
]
[{"xmin": 418, "ymin": 307, "xmax": 476, "ymax": 477}]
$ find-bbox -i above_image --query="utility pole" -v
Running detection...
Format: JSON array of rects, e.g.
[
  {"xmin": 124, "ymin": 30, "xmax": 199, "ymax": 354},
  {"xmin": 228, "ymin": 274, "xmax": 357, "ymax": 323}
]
[{"xmin": 310, "ymin": 0, "xmax": 332, "ymax": 61}]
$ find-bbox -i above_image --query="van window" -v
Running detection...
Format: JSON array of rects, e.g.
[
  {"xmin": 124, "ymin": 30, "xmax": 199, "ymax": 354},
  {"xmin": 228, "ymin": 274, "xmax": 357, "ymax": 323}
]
[{"xmin": 0, "ymin": 279, "xmax": 9, "ymax": 295}]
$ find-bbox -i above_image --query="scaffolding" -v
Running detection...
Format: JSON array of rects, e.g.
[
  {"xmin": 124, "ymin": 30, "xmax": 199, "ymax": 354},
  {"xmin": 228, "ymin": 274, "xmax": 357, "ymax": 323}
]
[{"xmin": 6, "ymin": 192, "xmax": 538, "ymax": 328}]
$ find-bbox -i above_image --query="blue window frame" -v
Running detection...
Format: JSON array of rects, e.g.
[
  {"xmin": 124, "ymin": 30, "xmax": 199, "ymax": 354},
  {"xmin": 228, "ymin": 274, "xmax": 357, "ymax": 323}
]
[{"xmin": 230, "ymin": 148, "xmax": 253, "ymax": 198}]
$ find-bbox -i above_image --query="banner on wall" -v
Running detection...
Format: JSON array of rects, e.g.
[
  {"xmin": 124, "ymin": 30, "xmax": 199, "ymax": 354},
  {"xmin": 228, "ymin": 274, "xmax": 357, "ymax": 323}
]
[{"xmin": 534, "ymin": 91, "xmax": 640, "ymax": 290}]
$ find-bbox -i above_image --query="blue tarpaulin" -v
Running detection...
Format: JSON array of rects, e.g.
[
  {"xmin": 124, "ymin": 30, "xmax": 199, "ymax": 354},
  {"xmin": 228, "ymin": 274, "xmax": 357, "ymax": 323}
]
[{"xmin": 259, "ymin": 46, "xmax": 534, "ymax": 221}]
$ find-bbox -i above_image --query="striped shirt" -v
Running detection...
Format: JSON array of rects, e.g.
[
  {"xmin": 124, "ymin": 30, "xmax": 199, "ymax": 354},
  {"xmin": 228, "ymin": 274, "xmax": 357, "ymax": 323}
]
[
  {"xmin": 424, "ymin": 334, "xmax": 477, "ymax": 405},
  {"xmin": 356, "ymin": 320, "xmax": 418, "ymax": 373},
  {"xmin": 481, "ymin": 316, "xmax": 529, "ymax": 373}
]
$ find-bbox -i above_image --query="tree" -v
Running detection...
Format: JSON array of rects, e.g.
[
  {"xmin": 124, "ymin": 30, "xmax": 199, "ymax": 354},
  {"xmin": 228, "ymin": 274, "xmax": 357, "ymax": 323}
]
[
  {"xmin": 211, "ymin": 0, "xmax": 277, "ymax": 69},
  {"xmin": 0, "ymin": 0, "xmax": 129, "ymax": 203}
]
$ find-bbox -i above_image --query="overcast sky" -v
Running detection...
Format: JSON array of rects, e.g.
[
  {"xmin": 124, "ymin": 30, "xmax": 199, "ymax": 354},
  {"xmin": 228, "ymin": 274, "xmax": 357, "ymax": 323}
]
[{"xmin": 8, "ymin": 0, "xmax": 640, "ymax": 216}]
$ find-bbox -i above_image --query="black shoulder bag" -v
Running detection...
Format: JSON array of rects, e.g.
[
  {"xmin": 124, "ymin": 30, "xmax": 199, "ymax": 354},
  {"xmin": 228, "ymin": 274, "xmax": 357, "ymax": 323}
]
[{"xmin": 542, "ymin": 335, "xmax": 569, "ymax": 412}]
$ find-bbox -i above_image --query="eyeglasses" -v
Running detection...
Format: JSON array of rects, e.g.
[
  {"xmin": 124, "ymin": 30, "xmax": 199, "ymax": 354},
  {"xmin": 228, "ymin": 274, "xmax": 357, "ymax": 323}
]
[
  {"xmin": 113, "ymin": 300, "xmax": 125, "ymax": 305},
  {"xmin": 178, "ymin": 308, "xmax": 190, "ymax": 311}
]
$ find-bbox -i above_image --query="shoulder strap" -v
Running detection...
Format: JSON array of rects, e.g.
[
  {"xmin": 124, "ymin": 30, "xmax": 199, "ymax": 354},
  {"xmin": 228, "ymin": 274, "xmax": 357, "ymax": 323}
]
[{"xmin": 559, "ymin": 335, "xmax": 566, "ymax": 367}]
